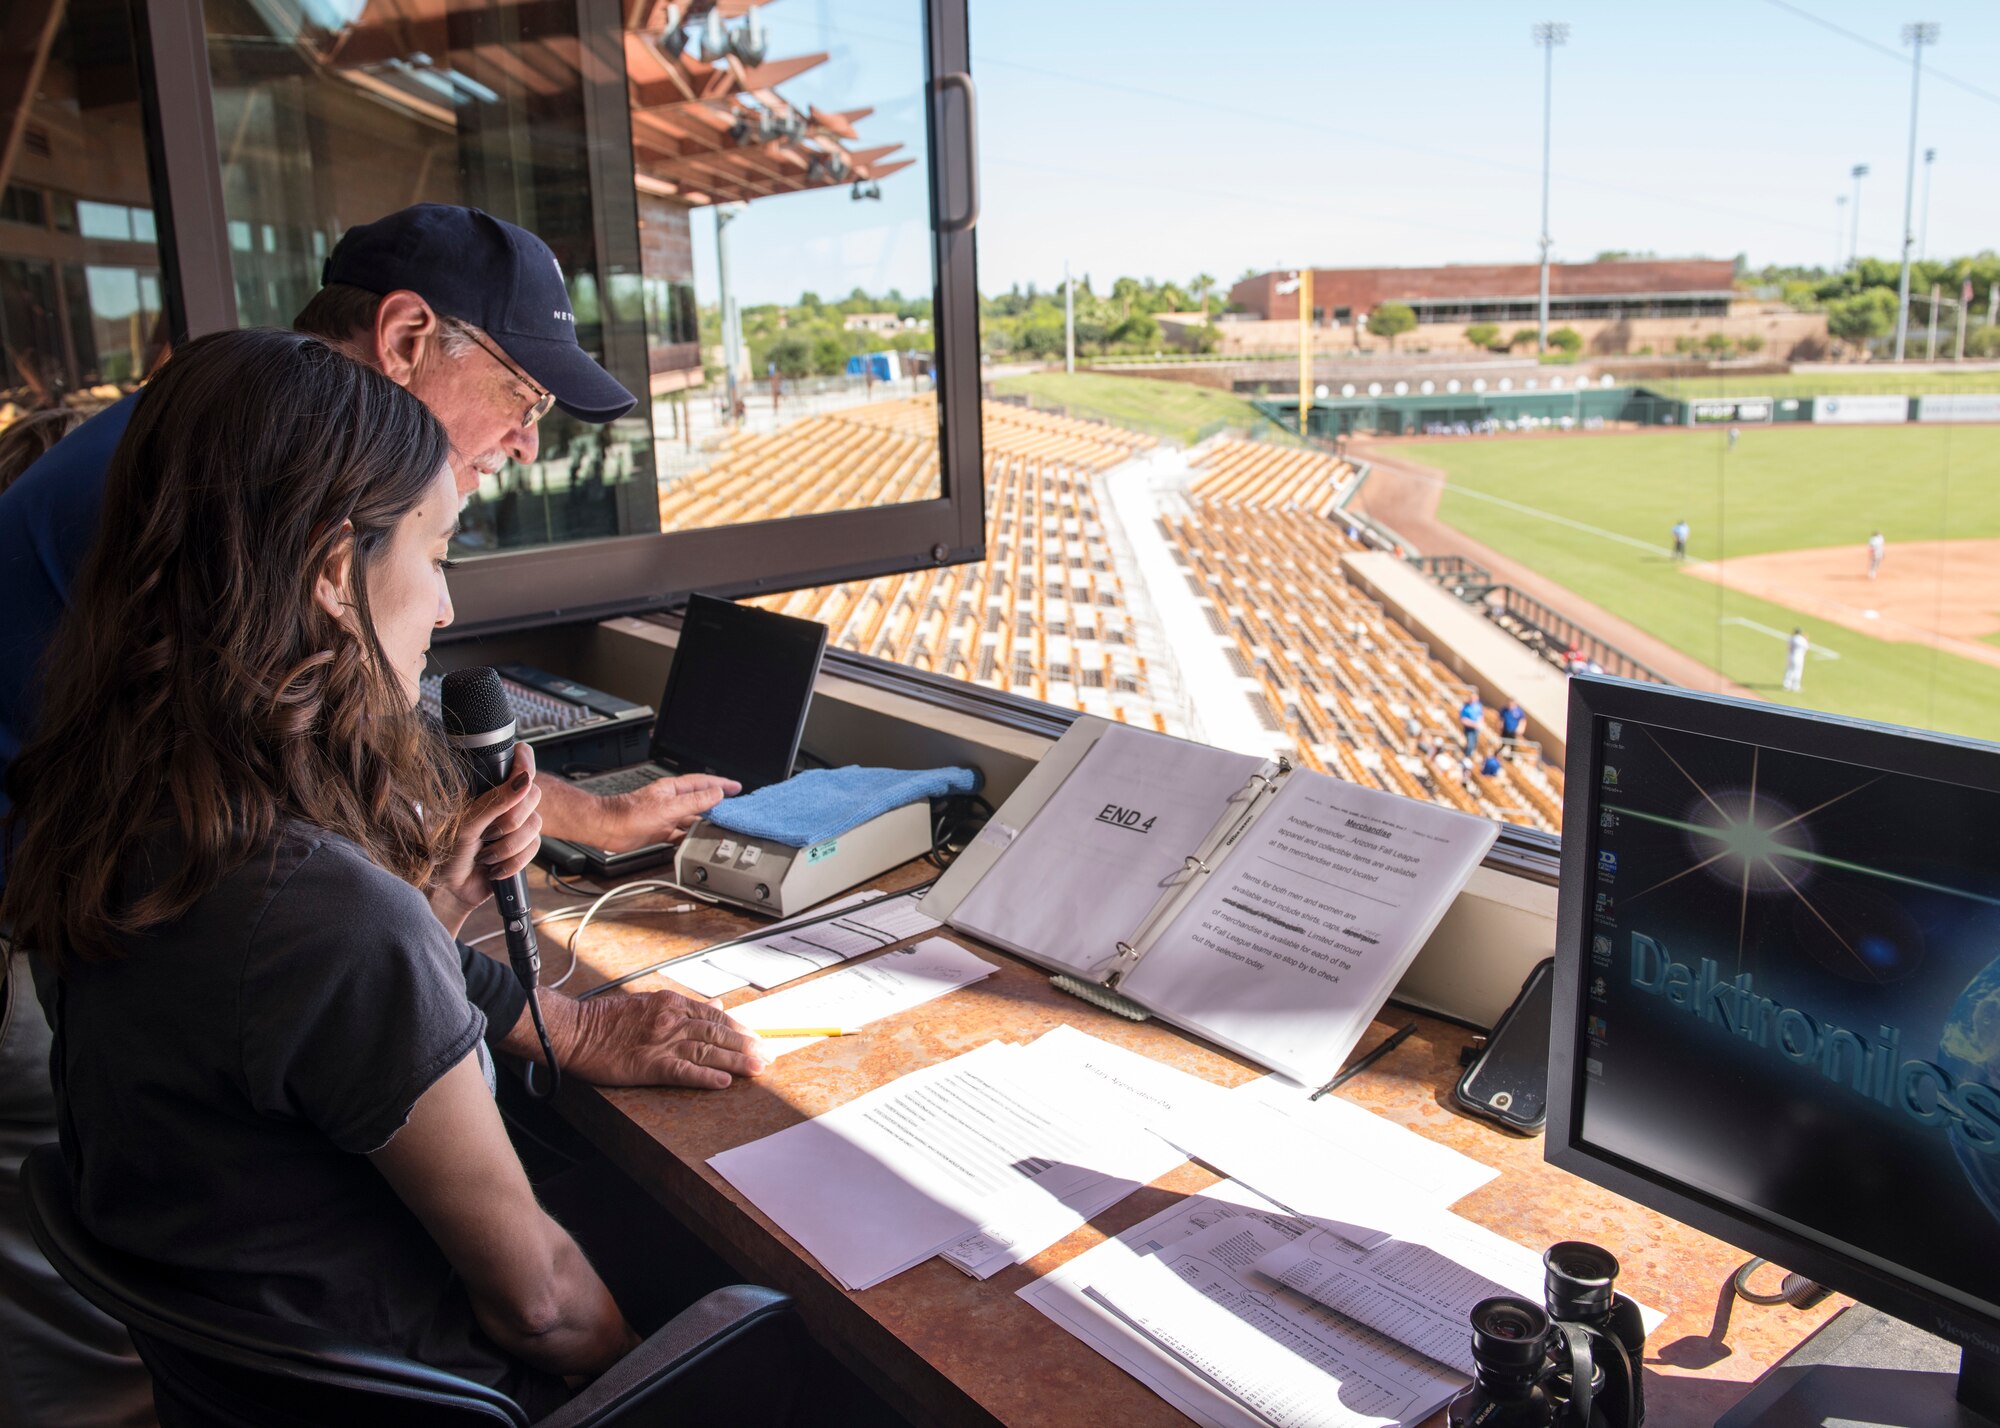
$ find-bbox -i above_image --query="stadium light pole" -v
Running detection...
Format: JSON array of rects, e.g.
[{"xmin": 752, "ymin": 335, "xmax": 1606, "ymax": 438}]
[
  {"xmin": 714, "ymin": 201, "xmax": 746, "ymax": 422},
  {"xmin": 1063, "ymin": 259, "xmax": 1075, "ymax": 375},
  {"xmin": 1532, "ymin": 22, "xmax": 1568, "ymax": 355},
  {"xmin": 1849, "ymin": 163, "xmax": 1868, "ymax": 269},
  {"xmin": 1919, "ymin": 147, "xmax": 1936, "ymax": 263},
  {"xmin": 1834, "ymin": 195, "xmax": 1847, "ymax": 274},
  {"xmin": 1893, "ymin": 22, "xmax": 1938, "ymax": 363}
]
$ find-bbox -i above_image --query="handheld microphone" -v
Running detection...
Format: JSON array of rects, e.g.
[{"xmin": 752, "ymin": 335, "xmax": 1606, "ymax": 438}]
[{"xmin": 441, "ymin": 666, "xmax": 558, "ymax": 1095}]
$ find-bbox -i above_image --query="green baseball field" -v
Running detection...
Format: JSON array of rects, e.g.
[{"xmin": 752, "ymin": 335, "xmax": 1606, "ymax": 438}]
[{"xmin": 1398, "ymin": 423, "xmax": 2000, "ymax": 740}]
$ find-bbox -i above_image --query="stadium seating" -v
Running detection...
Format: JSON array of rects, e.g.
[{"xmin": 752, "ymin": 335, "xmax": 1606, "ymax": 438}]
[
  {"xmin": 660, "ymin": 401, "xmax": 1563, "ymax": 830},
  {"xmin": 705, "ymin": 398, "xmax": 1158, "ymax": 724}
]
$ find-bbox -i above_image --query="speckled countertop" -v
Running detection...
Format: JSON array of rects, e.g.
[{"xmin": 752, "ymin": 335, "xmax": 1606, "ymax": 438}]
[{"xmin": 479, "ymin": 865, "xmax": 1841, "ymax": 1427}]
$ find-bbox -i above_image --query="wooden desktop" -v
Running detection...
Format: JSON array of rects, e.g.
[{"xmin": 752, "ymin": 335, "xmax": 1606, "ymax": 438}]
[{"xmin": 496, "ymin": 862, "xmax": 1843, "ymax": 1427}]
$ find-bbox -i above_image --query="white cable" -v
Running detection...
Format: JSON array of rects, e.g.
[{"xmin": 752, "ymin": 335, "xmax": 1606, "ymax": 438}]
[{"xmin": 551, "ymin": 881, "xmax": 700, "ymax": 990}]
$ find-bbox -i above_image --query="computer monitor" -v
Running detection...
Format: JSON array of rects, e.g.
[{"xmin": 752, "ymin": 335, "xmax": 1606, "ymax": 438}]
[
  {"xmin": 651, "ymin": 593, "xmax": 827, "ymax": 792},
  {"xmin": 1548, "ymin": 676, "xmax": 2000, "ymax": 1423}
]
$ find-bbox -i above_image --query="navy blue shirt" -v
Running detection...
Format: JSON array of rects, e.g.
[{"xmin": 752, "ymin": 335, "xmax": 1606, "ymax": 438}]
[
  {"xmin": 0, "ymin": 392, "xmax": 140, "ymax": 890},
  {"xmin": 0, "ymin": 393, "xmax": 525, "ymax": 1041}
]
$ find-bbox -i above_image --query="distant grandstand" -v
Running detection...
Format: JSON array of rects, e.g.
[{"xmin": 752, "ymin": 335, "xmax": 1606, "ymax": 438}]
[
  {"xmin": 1170, "ymin": 442, "xmax": 1565, "ymax": 833},
  {"xmin": 661, "ymin": 401, "xmax": 1566, "ymax": 831}
]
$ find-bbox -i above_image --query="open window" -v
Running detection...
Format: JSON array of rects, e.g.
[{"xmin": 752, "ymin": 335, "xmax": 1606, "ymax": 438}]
[{"xmin": 133, "ymin": 0, "xmax": 982, "ymax": 635}]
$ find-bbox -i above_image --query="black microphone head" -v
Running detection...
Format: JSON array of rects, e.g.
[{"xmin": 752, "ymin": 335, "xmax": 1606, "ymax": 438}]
[{"xmin": 439, "ymin": 667, "xmax": 514, "ymax": 741}]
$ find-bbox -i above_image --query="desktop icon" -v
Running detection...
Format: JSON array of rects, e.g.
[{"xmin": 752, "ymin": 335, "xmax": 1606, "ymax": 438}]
[
  {"xmin": 1600, "ymin": 809, "xmax": 1619, "ymax": 831},
  {"xmin": 1597, "ymin": 851, "xmax": 1618, "ymax": 878},
  {"xmin": 1587, "ymin": 1015, "xmax": 1610, "ymax": 1041},
  {"xmin": 1586, "ymin": 1057, "xmax": 1604, "ymax": 1078},
  {"xmin": 1595, "ymin": 892, "xmax": 1615, "ymax": 918},
  {"xmin": 1602, "ymin": 766, "xmax": 1620, "ymax": 788},
  {"xmin": 1608, "ymin": 722, "xmax": 1622, "ymax": 743},
  {"xmin": 1591, "ymin": 975, "xmax": 1608, "ymax": 999},
  {"xmin": 1592, "ymin": 934, "xmax": 1612, "ymax": 964}
]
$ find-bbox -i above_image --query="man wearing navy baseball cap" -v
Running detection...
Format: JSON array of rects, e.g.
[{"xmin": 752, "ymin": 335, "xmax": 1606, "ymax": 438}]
[
  {"xmin": 322, "ymin": 203, "xmax": 637, "ymax": 425},
  {"xmin": 0, "ymin": 206, "xmax": 764, "ymax": 1428}
]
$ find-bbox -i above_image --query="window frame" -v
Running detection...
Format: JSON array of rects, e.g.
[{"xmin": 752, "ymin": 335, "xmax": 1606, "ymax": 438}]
[{"xmin": 134, "ymin": 0, "xmax": 986, "ymax": 639}]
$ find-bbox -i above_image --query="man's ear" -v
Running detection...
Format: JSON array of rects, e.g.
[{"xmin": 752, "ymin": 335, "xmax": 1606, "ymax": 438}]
[
  {"xmin": 313, "ymin": 524, "xmax": 357, "ymax": 623},
  {"xmin": 371, "ymin": 291, "xmax": 438, "ymax": 390}
]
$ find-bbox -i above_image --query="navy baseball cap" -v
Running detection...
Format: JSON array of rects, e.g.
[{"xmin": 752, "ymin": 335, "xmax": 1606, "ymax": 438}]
[{"xmin": 322, "ymin": 204, "xmax": 636, "ymax": 423}]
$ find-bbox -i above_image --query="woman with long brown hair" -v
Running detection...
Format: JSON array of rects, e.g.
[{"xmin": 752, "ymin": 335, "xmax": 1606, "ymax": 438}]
[{"xmin": 2, "ymin": 328, "xmax": 633, "ymax": 1412}]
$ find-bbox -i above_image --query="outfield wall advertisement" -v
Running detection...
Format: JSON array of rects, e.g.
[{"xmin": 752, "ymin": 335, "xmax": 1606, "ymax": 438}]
[
  {"xmin": 1689, "ymin": 397, "xmax": 1773, "ymax": 424},
  {"xmin": 1917, "ymin": 394, "xmax": 2000, "ymax": 424},
  {"xmin": 1811, "ymin": 395, "xmax": 1912, "ymax": 425}
]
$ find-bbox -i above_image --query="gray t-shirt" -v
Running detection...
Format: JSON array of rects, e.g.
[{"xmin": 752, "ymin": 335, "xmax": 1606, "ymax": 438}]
[{"xmin": 50, "ymin": 823, "xmax": 562, "ymax": 1411}]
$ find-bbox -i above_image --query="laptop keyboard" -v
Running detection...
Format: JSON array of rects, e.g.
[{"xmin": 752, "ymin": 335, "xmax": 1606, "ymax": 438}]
[{"xmin": 583, "ymin": 766, "xmax": 667, "ymax": 796}]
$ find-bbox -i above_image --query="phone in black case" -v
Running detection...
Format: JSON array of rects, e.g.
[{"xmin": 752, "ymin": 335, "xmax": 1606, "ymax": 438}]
[{"xmin": 1454, "ymin": 958, "xmax": 1554, "ymax": 1135}]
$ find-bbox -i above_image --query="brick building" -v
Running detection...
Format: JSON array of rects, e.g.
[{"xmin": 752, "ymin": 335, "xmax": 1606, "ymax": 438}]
[{"xmin": 1229, "ymin": 259, "xmax": 1738, "ymax": 328}]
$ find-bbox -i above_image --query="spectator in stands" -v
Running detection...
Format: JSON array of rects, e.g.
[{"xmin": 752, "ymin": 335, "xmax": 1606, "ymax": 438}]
[
  {"xmin": 1481, "ymin": 753, "xmax": 1503, "ymax": 778},
  {"xmin": 1500, "ymin": 699, "xmax": 1525, "ymax": 742},
  {"xmin": 1458, "ymin": 692, "xmax": 1484, "ymax": 758},
  {"xmin": 0, "ymin": 410, "xmax": 83, "ymax": 493},
  {"xmin": 1670, "ymin": 518, "xmax": 1690, "ymax": 562},
  {"xmin": 1868, "ymin": 530, "xmax": 1885, "ymax": 580}
]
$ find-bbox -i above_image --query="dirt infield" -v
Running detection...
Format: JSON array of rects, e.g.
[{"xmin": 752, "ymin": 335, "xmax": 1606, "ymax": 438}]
[{"xmin": 1683, "ymin": 540, "xmax": 2000, "ymax": 673}]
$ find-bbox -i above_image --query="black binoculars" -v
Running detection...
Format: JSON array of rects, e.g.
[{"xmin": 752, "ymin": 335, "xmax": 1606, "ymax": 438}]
[{"xmin": 1446, "ymin": 1241, "xmax": 1647, "ymax": 1428}]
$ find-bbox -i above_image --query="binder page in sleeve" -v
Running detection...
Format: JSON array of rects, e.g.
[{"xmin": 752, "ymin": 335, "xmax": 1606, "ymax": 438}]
[
  {"xmin": 1122, "ymin": 772, "xmax": 1497, "ymax": 1084},
  {"xmin": 948, "ymin": 722, "xmax": 1264, "ymax": 977}
]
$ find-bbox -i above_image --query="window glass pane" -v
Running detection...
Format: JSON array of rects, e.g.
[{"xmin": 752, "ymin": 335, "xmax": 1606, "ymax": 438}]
[
  {"xmin": 771, "ymin": 0, "xmax": 2000, "ymax": 847},
  {"xmin": 641, "ymin": 1, "xmax": 942, "ymax": 531},
  {"xmin": 202, "ymin": 0, "xmax": 940, "ymax": 562},
  {"xmin": 75, "ymin": 200, "xmax": 130, "ymax": 241},
  {"xmin": 202, "ymin": 0, "xmax": 657, "ymax": 554},
  {"xmin": 0, "ymin": 5, "xmax": 165, "ymax": 415}
]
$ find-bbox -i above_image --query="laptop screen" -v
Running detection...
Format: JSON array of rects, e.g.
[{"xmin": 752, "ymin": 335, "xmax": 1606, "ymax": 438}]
[{"xmin": 649, "ymin": 594, "xmax": 828, "ymax": 793}]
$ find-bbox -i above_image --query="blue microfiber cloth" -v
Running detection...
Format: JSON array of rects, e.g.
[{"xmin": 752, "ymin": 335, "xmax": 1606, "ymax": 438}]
[{"xmin": 704, "ymin": 765, "xmax": 981, "ymax": 848}]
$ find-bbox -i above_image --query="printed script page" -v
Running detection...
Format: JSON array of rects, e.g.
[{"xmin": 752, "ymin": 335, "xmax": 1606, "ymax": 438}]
[
  {"xmin": 950, "ymin": 722, "xmax": 1265, "ymax": 976},
  {"xmin": 1026, "ymin": 1194, "xmax": 1463, "ymax": 1428},
  {"xmin": 1123, "ymin": 771, "xmax": 1497, "ymax": 1083}
]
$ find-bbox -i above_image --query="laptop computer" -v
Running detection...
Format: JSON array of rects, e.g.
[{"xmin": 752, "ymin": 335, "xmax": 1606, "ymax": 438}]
[{"xmin": 548, "ymin": 594, "xmax": 829, "ymax": 877}]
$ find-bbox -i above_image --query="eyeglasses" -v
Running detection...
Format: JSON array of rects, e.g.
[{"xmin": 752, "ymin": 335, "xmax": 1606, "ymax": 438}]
[{"xmin": 460, "ymin": 327, "xmax": 556, "ymax": 428}]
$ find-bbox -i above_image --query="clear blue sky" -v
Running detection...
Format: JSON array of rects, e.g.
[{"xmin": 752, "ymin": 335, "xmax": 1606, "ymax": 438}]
[{"xmin": 700, "ymin": 0, "xmax": 2000, "ymax": 308}]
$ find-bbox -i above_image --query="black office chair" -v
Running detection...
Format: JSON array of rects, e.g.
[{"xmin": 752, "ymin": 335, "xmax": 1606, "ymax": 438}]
[{"xmin": 24, "ymin": 1144, "xmax": 805, "ymax": 1427}]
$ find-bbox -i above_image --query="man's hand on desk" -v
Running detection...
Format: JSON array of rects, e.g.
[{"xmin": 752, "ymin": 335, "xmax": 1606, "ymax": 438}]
[
  {"xmin": 500, "ymin": 984, "xmax": 769, "ymax": 1090},
  {"xmin": 535, "ymin": 770, "xmax": 742, "ymax": 851}
]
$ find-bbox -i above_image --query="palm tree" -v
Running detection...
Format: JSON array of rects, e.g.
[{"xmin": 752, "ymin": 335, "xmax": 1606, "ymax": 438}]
[{"xmin": 1192, "ymin": 272, "xmax": 1216, "ymax": 317}]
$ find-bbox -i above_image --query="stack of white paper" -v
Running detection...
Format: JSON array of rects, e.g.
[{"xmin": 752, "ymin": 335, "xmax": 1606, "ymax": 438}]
[
  {"xmin": 937, "ymin": 1026, "xmax": 1224, "ymax": 1277},
  {"xmin": 1020, "ymin": 1181, "xmax": 1465, "ymax": 1428},
  {"xmin": 709, "ymin": 1038, "xmax": 1190, "ymax": 1290},
  {"xmin": 729, "ymin": 937, "xmax": 998, "ymax": 1057},
  {"xmin": 1255, "ymin": 1220, "xmax": 1666, "ymax": 1380}
]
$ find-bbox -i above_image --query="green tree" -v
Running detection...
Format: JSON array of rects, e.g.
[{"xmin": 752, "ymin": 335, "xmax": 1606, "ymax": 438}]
[
  {"xmin": 1509, "ymin": 327, "xmax": 1540, "ymax": 350},
  {"xmin": 1826, "ymin": 287, "xmax": 1898, "ymax": 349},
  {"xmin": 1967, "ymin": 325, "xmax": 2000, "ymax": 359},
  {"xmin": 1547, "ymin": 326, "xmax": 1583, "ymax": 354},
  {"xmin": 1673, "ymin": 335, "xmax": 1700, "ymax": 355},
  {"xmin": 1110, "ymin": 313, "xmax": 1159, "ymax": 347},
  {"xmin": 1739, "ymin": 333, "xmax": 1765, "ymax": 354},
  {"xmin": 810, "ymin": 334, "xmax": 847, "ymax": 376},
  {"xmin": 1701, "ymin": 332, "xmax": 1732, "ymax": 355},
  {"xmin": 1464, "ymin": 323, "xmax": 1500, "ymax": 350},
  {"xmin": 1191, "ymin": 272, "xmax": 1216, "ymax": 315},
  {"xmin": 765, "ymin": 336, "xmax": 815, "ymax": 378},
  {"xmin": 1367, "ymin": 302, "xmax": 1417, "ymax": 351}
]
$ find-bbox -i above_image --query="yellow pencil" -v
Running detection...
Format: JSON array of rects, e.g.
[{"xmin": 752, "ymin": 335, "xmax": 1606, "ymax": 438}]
[{"xmin": 755, "ymin": 1026, "xmax": 864, "ymax": 1038}]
